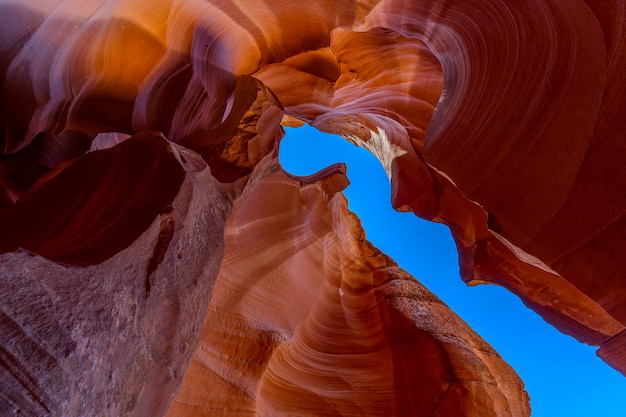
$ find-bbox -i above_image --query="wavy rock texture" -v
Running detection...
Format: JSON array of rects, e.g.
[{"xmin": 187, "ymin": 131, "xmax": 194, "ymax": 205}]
[
  {"xmin": 0, "ymin": 0, "xmax": 625, "ymax": 415},
  {"xmin": 167, "ymin": 157, "xmax": 529, "ymax": 417}
]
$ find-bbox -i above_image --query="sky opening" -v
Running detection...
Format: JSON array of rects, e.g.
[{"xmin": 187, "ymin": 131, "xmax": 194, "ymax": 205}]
[{"xmin": 278, "ymin": 123, "xmax": 626, "ymax": 417}]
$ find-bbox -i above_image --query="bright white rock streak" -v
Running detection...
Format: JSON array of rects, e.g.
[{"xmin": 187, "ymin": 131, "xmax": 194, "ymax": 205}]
[{"xmin": 342, "ymin": 127, "xmax": 406, "ymax": 181}]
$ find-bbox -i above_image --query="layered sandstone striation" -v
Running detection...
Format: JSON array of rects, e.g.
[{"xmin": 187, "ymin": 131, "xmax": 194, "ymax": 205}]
[
  {"xmin": 1, "ymin": 0, "xmax": 625, "ymax": 416},
  {"xmin": 0, "ymin": 132, "xmax": 235, "ymax": 416},
  {"xmin": 167, "ymin": 157, "xmax": 529, "ymax": 417}
]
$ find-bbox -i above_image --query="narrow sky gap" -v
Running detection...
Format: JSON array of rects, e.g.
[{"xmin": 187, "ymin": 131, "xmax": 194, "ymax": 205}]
[{"xmin": 278, "ymin": 123, "xmax": 626, "ymax": 417}]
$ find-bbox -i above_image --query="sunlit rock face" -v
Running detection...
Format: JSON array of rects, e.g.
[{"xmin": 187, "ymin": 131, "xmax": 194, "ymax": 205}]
[
  {"xmin": 0, "ymin": 0, "xmax": 624, "ymax": 415},
  {"xmin": 167, "ymin": 157, "xmax": 529, "ymax": 417}
]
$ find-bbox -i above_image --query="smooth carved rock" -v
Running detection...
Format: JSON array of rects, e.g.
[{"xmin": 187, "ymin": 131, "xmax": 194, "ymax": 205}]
[
  {"xmin": 167, "ymin": 158, "xmax": 529, "ymax": 417},
  {"xmin": 0, "ymin": 0, "xmax": 625, "ymax": 415}
]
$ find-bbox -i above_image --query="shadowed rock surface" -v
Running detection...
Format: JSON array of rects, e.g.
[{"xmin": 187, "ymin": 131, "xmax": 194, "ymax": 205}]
[{"xmin": 0, "ymin": 0, "xmax": 624, "ymax": 415}]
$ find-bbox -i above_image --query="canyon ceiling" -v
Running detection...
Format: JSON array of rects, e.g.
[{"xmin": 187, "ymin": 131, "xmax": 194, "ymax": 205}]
[{"xmin": 1, "ymin": 0, "xmax": 625, "ymax": 416}]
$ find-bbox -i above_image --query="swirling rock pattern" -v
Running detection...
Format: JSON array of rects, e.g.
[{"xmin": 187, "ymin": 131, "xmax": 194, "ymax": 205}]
[
  {"xmin": 167, "ymin": 157, "xmax": 529, "ymax": 417},
  {"xmin": 0, "ymin": 0, "xmax": 624, "ymax": 415}
]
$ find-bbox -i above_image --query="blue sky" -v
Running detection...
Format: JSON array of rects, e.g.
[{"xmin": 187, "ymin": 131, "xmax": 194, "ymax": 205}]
[{"xmin": 278, "ymin": 123, "xmax": 626, "ymax": 417}]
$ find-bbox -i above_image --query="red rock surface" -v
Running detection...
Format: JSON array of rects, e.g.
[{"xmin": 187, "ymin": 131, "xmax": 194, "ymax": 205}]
[
  {"xmin": 166, "ymin": 157, "xmax": 529, "ymax": 417},
  {"xmin": 0, "ymin": 0, "xmax": 625, "ymax": 415}
]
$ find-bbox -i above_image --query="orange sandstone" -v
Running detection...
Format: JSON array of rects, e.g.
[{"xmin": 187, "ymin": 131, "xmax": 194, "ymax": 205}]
[{"xmin": 1, "ymin": 0, "xmax": 625, "ymax": 415}]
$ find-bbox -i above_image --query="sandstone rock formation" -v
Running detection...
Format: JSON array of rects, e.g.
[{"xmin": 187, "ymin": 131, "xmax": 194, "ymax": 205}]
[
  {"xmin": 0, "ymin": 0, "xmax": 624, "ymax": 416},
  {"xmin": 0, "ymin": 132, "xmax": 235, "ymax": 416},
  {"xmin": 166, "ymin": 158, "xmax": 529, "ymax": 417}
]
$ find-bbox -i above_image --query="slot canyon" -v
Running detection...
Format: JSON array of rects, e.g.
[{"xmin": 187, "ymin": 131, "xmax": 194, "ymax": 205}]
[{"xmin": 1, "ymin": 1, "xmax": 625, "ymax": 416}]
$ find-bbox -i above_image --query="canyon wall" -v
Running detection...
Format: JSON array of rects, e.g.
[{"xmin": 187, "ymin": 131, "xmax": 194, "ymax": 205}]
[{"xmin": 1, "ymin": 0, "xmax": 624, "ymax": 415}]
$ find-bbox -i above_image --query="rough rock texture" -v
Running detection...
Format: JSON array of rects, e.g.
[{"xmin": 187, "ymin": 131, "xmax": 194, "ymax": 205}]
[
  {"xmin": 0, "ymin": 0, "xmax": 625, "ymax": 415},
  {"xmin": 0, "ymin": 132, "xmax": 235, "ymax": 416}
]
